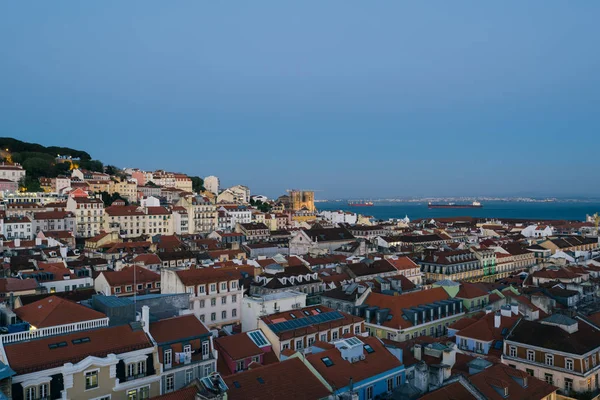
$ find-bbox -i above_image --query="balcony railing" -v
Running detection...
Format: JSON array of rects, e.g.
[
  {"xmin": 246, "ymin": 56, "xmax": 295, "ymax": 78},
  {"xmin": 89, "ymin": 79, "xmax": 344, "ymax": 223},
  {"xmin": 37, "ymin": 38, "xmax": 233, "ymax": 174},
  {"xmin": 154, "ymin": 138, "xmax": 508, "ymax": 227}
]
[{"xmin": 0, "ymin": 317, "xmax": 109, "ymax": 344}]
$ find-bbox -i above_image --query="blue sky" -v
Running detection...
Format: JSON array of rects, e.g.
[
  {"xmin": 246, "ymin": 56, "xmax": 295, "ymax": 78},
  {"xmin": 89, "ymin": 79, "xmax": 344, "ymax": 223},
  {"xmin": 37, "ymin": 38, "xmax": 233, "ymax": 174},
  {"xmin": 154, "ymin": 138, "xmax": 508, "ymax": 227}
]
[{"xmin": 1, "ymin": 2, "xmax": 599, "ymax": 199}]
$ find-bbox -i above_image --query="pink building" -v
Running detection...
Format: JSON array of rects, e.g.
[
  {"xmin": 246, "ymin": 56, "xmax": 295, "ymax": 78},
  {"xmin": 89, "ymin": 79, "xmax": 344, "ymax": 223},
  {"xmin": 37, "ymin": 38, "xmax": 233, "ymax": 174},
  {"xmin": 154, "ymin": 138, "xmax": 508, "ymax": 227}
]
[
  {"xmin": 214, "ymin": 330, "xmax": 273, "ymax": 375},
  {"xmin": 0, "ymin": 178, "xmax": 18, "ymax": 192}
]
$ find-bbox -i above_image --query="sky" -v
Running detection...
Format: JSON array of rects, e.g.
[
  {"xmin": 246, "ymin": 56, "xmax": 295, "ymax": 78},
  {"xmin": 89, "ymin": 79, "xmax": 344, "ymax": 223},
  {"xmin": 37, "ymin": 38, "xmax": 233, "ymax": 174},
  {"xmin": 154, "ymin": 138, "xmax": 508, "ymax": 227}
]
[{"xmin": 1, "ymin": 2, "xmax": 599, "ymax": 199}]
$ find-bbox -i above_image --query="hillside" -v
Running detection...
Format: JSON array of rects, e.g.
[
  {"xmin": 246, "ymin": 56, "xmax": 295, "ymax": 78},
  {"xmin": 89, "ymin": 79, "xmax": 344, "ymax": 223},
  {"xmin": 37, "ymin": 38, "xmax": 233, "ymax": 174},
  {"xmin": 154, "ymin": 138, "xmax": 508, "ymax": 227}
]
[{"xmin": 0, "ymin": 137, "xmax": 103, "ymax": 191}]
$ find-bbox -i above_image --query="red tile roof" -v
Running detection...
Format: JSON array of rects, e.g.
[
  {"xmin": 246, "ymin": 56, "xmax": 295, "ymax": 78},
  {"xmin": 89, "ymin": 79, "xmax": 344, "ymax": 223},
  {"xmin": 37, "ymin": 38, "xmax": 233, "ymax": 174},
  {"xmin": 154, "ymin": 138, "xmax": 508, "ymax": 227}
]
[
  {"xmin": 133, "ymin": 253, "xmax": 162, "ymax": 265},
  {"xmin": 150, "ymin": 314, "xmax": 209, "ymax": 343},
  {"xmin": 215, "ymin": 333, "xmax": 262, "ymax": 361},
  {"xmin": 14, "ymin": 296, "xmax": 106, "ymax": 328},
  {"xmin": 456, "ymin": 282, "xmax": 489, "ymax": 299},
  {"xmin": 456, "ymin": 312, "xmax": 519, "ymax": 342},
  {"xmin": 365, "ymin": 288, "xmax": 452, "ymax": 329},
  {"xmin": 306, "ymin": 336, "xmax": 401, "ymax": 390},
  {"xmin": 101, "ymin": 265, "xmax": 160, "ymax": 286},
  {"xmin": 388, "ymin": 256, "xmax": 420, "ymax": 271},
  {"xmin": 4, "ymin": 324, "xmax": 152, "ymax": 374},
  {"xmin": 0, "ymin": 278, "xmax": 38, "ymax": 293},
  {"xmin": 150, "ymin": 386, "xmax": 197, "ymax": 400},
  {"xmin": 175, "ymin": 267, "xmax": 243, "ymax": 286},
  {"xmin": 223, "ymin": 357, "xmax": 331, "ymax": 400}
]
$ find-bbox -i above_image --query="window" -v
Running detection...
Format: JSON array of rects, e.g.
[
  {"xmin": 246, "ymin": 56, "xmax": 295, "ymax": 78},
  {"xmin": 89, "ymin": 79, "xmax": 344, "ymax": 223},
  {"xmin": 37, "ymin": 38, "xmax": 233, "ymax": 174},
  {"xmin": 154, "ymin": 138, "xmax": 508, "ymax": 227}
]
[
  {"xmin": 139, "ymin": 386, "xmax": 150, "ymax": 400},
  {"xmin": 593, "ymin": 354, "xmax": 597, "ymax": 367},
  {"xmin": 565, "ymin": 378, "xmax": 573, "ymax": 392},
  {"xmin": 211, "ymin": 298, "xmax": 216, "ymax": 306},
  {"xmin": 396, "ymin": 375, "xmax": 402, "ymax": 386},
  {"xmin": 198, "ymin": 285, "xmax": 205, "ymax": 294},
  {"xmin": 85, "ymin": 370, "xmax": 99, "ymax": 390},
  {"xmin": 544, "ymin": 373, "xmax": 553, "ymax": 385},
  {"xmin": 164, "ymin": 349, "xmax": 172, "ymax": 366},
  {"xmin": 137, "ymin": 284, "xmax": 143, "ymax": 291},
  {"xmin": 184, "ymin": 344, "xmax": 191, "ymax": 353},
  {"xmin": 355, "ymin": 326, "xmax": 361, "ymax": 334},
  {"xmin": 25, "ymin": 387, "xmax": 35, "ymax": 400},
  {"xmin": 566, "ymin": 358, "xmax": 574, "ymax": 370},
  {"xmin": 296, "ymin": 339, "xmax": 303, "ymax": 349},
  {"xmin": 127, "ymin": 389, "xmax": 137, "ymax": 400},
  {"xmin": 509, "ymin": 346, "xmax": 517, "ymax": 357},
  {"xmin": 165, "ymin": 374, "xmax": 175, "ymax": 392},
  {"xmin": 308, "ymin": 337, "xmax": 315, "ymax": 346},
  {"xmin": 527, "ymin": 350, "xmax": 534, "ymax": 361},
  {"xmin": 526, "ymin": 368, "xmax": 534, "ymax": 377},
  {"xmin": 282, "ymin": 343, "xmax": 290, "ymax": 350},
  {"xmin": 221, "ymin": 296, "xmax": 227, "ymax": 305},
  {"xmin": 126, "ymin": 285, "xmax": 133, "ymax": 292},
  {"xmin": 252, "ymin": 356, "xmax": 260, "ymax": 363},
  {"xmin": 127, "ymin": 363, "xmax": 135, "ymax": 377},
  {"xmin": 585, "ymin": 358, "xmax": 590, "ymax": 371},
  {"xmin": 366, "ymin": 385, "xmax": 374, "ymax": 400},
  {"xmin": 231, "ymin": 281, "xmax": 237, "ymax": 290},
  {"xmin": 138, "ymin": 361, "xmax": 145, "ymax": 376},
  {"xmin": 476, "ymin": 341, "xmax": 484, "ymax": 353},
  {"xmin": 236, "ymin": 360, "xmax": 245, "ymax": 372},
  {"xmin": 545, "ymin": 354, "xmax": 553, "ymax": 366},
  {"xmin": 200, "ymin": 314, "xmax": 205, "ymax": 322},
  {"xmin": 321, "ymin": 357, "xmax": 334, "ymax": 367},
  {"xmin": 39, "ymin": 383, "xmax": 49, "ymax": 398},
  {"xmin": 211, "ymin": 312, "xmax": 216, "ymax": 321},
  {"xmin": 332, "ymin": 331, "xmax": 338, "ymax": 340},
  {"xmin": 232, "ymin": 309, "xmax": 237, "ymax": 317},
  {"xmin": 387, "ymin": 378, "xmax": 393, "ymax": 392},
  {"xmin": 320, "ymin": 334, "xmax": 327, "ymax": 341},
  {"xmin": 364, "ymin": 344, "xmax": 375, "ymax": 354},
  {"xmin": 222, "ymin": 310, "xmax": 227, "ymax": 319},
  {"xmin": 199, "ymin": 299, "xmax": 205, "ymax": 308},
  {"xmin": 232, "ymin": 294, "xmax": 237, "ymax": 302},
  {"xmin": 221, "ymin": 282, "xmax": 227, "ymax": 291},
  {"xmin": 210, "ymin": 283, "xmax": 216, "ymax": 292},
  {"xmin": 185, "ymin": 368, "xmax": 194, "ymax": 384}
]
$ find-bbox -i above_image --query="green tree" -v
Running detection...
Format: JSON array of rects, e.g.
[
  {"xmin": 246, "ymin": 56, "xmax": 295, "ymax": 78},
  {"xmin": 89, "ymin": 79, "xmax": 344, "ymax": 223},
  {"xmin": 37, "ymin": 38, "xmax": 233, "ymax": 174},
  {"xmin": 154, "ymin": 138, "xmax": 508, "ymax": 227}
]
[
  {"xmin": 80, "ymin": 159, "xmax": 104, "ymax": 172},
  {"xmin": 18, "ymin": 176, "xmax": 42, "ymax": 192},
  {"xmin": 23, "ymin": 157, "xmax": 52, "ymax": 178},
  {"xmin": 190, "ymin": 176, "xmax": 205, "ymax": 193},
  {"xmin": 100, "ymin": 191, "xmax": 129, "ymax": 206}
]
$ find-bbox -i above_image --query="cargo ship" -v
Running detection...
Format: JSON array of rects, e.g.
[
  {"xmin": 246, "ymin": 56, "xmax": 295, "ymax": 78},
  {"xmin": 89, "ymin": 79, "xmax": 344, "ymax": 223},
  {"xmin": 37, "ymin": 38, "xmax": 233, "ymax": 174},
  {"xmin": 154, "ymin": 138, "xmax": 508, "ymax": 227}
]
[
  {"xmin": 348, "ymin": 200, "xmax": 374, "ymax": 207},
  {"xmin": 428, "ymin": 201, "xmax": 482, "ymax": 209}
]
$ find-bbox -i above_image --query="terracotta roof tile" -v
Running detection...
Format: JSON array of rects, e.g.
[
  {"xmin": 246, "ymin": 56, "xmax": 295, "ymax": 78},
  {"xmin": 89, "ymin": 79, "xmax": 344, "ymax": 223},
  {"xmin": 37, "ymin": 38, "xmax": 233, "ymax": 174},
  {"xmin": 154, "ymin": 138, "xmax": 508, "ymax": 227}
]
[
  {"xmin": 14, "ymin": 296, "xmax": 106, "ymax": 328},
  {"xmin": 215, "ymin": 333, "xmax": 262, "ymax": 361},
  {"xmin": 101, "ymin": 265, "xmax": 160, "ymax": 286},
  {"xmin": 150, "ymin": 314, "xmax": 209, "ymax": 343},
  {"xmin": 223, "ymin": 357, "xmax": 331, "ymax": 400}
]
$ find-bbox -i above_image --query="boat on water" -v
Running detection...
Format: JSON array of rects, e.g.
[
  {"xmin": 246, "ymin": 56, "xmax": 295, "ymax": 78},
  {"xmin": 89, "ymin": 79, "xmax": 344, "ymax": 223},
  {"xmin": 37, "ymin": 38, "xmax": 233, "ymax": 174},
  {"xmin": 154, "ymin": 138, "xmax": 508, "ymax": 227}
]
[
  {"xmin": 348, "ymin": 200, "xmax": 374, "ymax": 207},
  {"xmin": 428, "ymin": 201, "xmax": 483, "ymax": 209}
]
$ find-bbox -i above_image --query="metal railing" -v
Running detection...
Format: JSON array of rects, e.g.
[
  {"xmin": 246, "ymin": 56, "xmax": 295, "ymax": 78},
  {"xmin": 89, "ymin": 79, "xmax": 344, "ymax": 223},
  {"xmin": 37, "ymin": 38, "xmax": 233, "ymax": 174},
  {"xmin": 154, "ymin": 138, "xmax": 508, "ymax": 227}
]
[{"xmin": 0, "ymin": 317, "xmax": 109, "ymax": 344}]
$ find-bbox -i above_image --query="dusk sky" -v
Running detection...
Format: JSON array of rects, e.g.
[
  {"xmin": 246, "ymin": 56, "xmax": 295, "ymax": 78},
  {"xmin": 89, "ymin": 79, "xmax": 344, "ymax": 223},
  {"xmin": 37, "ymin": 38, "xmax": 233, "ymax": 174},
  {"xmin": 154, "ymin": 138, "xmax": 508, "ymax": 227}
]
[{"xmin": 1, "ymin": 2, "xmax": 599, "ymax": 199}]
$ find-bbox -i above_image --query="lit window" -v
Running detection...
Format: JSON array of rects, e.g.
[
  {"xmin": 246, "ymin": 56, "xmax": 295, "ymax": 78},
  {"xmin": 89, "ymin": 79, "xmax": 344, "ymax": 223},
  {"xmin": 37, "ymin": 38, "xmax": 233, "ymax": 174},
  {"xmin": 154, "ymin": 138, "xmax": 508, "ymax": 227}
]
[{"xmin": 85, "ymin": 370, "xmax": 99, "ymax": 390}]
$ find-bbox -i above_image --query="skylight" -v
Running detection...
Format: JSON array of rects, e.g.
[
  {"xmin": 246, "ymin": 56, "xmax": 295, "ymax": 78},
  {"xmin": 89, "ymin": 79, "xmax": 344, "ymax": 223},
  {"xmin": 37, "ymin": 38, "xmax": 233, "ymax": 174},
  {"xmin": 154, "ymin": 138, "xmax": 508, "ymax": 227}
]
[
  {"xmin": 233, "ymin": 381, "xmax": 241, "ymax": 388},
  {"xmin": 364, "ymin": 344, "xmax": 374, "ymax": 354},
  {"xmin": 321, "ymin": 357, "xmax": 334, "ymax": 367}
]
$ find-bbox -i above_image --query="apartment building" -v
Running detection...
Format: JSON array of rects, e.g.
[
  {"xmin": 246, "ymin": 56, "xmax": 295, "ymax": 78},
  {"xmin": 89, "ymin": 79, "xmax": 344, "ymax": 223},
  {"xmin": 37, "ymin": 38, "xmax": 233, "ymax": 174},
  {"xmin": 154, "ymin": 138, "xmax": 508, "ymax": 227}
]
[
  {"xmin": 258, "ymin": 305, "xmax": 364, "ymax": 359},
  {"xmin": 176, "ymin": 196, "xmax": 217, "ymax": 234},
  {"xmin": 103, "ymin": 205, "xmax": 173, "ymax": 238},
  {"xmin": 32, "ymin": 211, "xmax": 76, "ymax": 235},
  {"xmin": 66, "ymin": 196, "xmax": 105, "ymax": 238},
  {"xmin": 419, "ymin": 250, "xmax": 483, "ymax": 282},
  {"xmin": 503, "ymin": 314, "xmax": 600, "ymax": 395},
  {"xmin": 161, "ymin": 267, "xmax": 244, "ymax": 328}
]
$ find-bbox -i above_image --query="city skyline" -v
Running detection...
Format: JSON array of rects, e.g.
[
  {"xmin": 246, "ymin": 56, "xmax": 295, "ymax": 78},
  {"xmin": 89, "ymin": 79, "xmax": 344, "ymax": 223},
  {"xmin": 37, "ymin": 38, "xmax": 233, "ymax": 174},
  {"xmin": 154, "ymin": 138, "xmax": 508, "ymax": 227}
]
[{"xmin": 2, "ymin": 1, "xmax": 600, "ymax": 198}]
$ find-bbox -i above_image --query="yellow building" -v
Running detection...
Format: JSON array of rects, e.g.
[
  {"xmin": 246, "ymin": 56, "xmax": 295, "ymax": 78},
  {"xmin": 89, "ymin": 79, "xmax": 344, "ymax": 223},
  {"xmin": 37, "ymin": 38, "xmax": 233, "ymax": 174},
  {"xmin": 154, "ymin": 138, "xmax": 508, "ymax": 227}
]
[
  {"xmin": 289, "ymin": 190, "xmax": 316, "ymax": 212},
  {"xmin": 110, "ymin": 179, "xmax": 138, "ymax": 203}
]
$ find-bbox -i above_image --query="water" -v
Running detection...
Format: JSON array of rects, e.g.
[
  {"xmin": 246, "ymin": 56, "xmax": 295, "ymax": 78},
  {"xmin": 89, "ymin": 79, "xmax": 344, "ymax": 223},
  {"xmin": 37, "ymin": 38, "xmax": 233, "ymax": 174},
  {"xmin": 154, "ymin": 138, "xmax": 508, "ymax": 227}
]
[{"xmin": 316, "ymin": 201, "xmax": 600, "ymax": 221}]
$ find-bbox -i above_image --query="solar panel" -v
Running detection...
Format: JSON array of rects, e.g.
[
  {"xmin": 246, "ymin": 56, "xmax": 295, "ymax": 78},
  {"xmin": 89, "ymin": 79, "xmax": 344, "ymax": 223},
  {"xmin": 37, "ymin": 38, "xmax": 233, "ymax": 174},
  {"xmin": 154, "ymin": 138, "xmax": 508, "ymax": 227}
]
[
  {"xmin": 247, "ymin": 331, "xmax": 269, "ymax": 347},
  {"xmin": 269, "ymin": 311, "xmax": 344, "ymax": 333}
]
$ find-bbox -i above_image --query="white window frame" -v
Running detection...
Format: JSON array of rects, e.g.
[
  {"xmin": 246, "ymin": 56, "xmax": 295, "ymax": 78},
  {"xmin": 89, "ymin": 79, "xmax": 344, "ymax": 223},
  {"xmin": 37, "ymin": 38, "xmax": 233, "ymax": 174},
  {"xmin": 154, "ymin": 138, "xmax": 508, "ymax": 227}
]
[
  {"xmin": 545, "ymin": 354, "xmax": 554, "ymax": 366},
  {"xmin": 85, "ymin": 369, "xmax": 100, "ymax": 391},
  {"xmin": 165, "ymin": 374, "xmax": 175, "ymax": 393},
  {"xmin": 527, "ymin": 350, "xmax": 535, "ymax": 361},
  {"xmin": 164, "ymin": 349, "xmax": 173, "ymax": 367},
  {"xmin": 185, "ymin": 368, "xmax": 194, "ymax": 384},
  {"xmin": 565, "ymin": 358, "xmax": 574, "ymax": 371},
  {"xmin": 509, "ymin": 346, "xmax": 517, "ymax": 357},
  {"xmin": 366, "ymin": 385, "xmax": 374, "ymax": 400}
]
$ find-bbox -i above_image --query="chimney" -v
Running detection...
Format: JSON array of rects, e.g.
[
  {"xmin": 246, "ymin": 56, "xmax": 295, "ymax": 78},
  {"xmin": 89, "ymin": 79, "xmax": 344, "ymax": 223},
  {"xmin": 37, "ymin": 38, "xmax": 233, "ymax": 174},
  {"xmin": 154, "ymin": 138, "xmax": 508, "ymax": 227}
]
[
  {"xmin": 485, "ymin": 306, "xmax": 492, "ymax": 314},
  {"xmin": 510, "ymin": 303, "xmax": 519, "ymax": 315},
  {"xmin": 414, "ymin": 344, "xmax": 422, "ymax": 361},
  {"xmin": 142, "ymin": 305, "xmax": 150, "ymax": 333},
  {"xmin": 494, "ymin": 312, "xmax": 501, "ymax": 329}
]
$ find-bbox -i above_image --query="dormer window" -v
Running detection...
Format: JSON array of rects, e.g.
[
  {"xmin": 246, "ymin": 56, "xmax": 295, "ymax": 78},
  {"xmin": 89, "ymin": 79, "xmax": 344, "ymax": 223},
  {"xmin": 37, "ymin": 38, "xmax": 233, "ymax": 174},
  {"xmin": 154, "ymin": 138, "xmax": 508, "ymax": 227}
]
[
  {"xmin": 545, "ymin": 354, "xmax": 553, "ymax": 366},
  {"xmin": 210, "ymin": 283, "xmax": 216, "ymax": 292},
  {"xmin": 503, "ymin": 387, "xmax": 509, "ymax": 397}
]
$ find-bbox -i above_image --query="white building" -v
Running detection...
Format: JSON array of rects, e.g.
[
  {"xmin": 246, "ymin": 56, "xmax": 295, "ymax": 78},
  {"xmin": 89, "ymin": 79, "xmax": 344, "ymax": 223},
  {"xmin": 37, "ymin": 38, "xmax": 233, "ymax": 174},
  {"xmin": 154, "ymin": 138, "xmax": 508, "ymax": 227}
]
[
  {"xmin": 320, "ymin": 210, "xmax": 358, "ymax": 225},
  {"xmin": 228, "ymin": 185, "xmax": 251, "ymax": 204},
  {"xmin": 3, "ymin": 216, "xmax": 33, "ymax": 240},
  {"xmin": 65, "ymin": 196, "xmax": 105, "ymax": 238},
  {"xmin": 161, "ymin": 267, "xmax": 244, "ymax": 329},
  {"xmin": 0, "ymin": 163, "xmax": 26, "ymax": 182},
  {"xmin": 219, "ymin": 206, "xmax": 252, "ymax": 227},
  {"xmin": 241, "ymin": 291, "xmax": 307, "ymax": 332},
  {"xmin": 204, "ymin": 176, "xmax": 220, "ymax": 195},
  {"xmin": 521, "ymin": 224, "xmax": 554, "ymax": 238}
]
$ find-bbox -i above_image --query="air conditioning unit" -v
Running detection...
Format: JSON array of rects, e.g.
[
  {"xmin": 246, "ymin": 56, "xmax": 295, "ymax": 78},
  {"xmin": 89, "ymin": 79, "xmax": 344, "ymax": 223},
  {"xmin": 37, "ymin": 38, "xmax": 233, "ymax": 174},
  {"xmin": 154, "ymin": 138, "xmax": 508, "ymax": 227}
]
[{"xmin": 359, "ymin": 354, "xmax": 366, "ymax": 361}]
